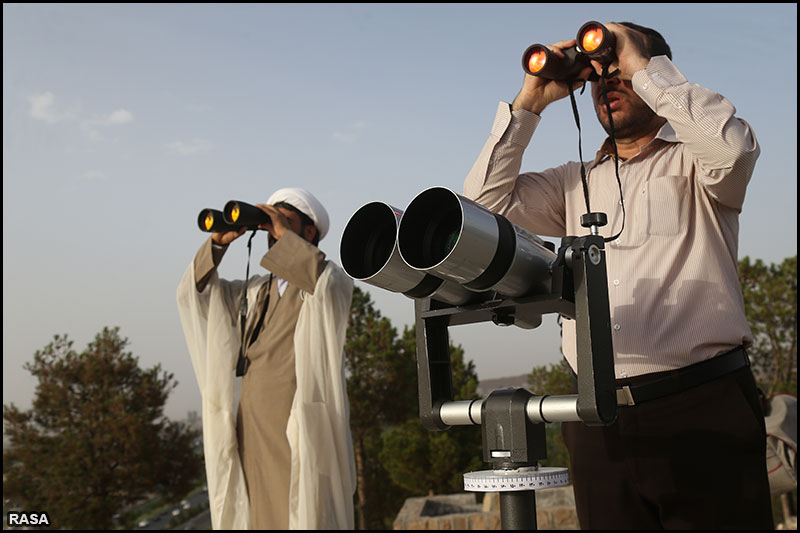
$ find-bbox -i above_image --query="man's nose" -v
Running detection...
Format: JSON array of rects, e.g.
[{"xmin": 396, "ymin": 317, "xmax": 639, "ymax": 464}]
[{"xmin": 602, "ymin": 74, "xmax": 623, "ymax": 88}]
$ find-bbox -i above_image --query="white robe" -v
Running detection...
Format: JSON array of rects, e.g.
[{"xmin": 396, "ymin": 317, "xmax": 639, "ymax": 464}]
[{"xmin": 177, "ymin": 259, "xmax": 356, "ymax": 530}]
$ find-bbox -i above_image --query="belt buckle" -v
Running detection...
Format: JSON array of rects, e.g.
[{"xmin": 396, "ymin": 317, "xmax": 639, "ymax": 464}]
[{"xmin": 617, "ymin": 385, "xmax": 636, "ymax": 406}]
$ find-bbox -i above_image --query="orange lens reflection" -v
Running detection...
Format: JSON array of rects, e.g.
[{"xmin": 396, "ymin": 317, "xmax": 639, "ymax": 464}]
[
  {"xmin": 231, "ymin": 206, "xmax": 240, "ymax": 222},
  {"xmin": 581, "ymin": 26, "xmax": 604, "ymax": 52},
  {"xmin": 528, "ymin": 49, "xmax": 547, "ymax": 73},
  {"xmin": 205, "ymin": 213, "xmax": 214, "ymax": 230}
]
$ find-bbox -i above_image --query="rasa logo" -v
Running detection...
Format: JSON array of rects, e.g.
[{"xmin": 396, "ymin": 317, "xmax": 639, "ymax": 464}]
[{"xmin": 6, "ymin": 511, "xmax": 51, "ymax": 527}]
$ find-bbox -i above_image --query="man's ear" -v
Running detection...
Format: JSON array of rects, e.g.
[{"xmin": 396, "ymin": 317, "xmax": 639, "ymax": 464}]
[{"xmin": 303, "ymin": 224, "xmax": 318, "ymax": 244}]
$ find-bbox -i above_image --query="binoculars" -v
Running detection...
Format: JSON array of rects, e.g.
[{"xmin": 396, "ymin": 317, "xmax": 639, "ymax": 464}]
[
  {"xmin": 340, "ymin": 187, "xmax": 557, "ymax": 319},
  {"xmin": 522, "ymin": 21, "xmax": 616, "ymax": 80},
  {"xmin": 197, "ymin": 201, "xmax": 271, "ymax": 233}
]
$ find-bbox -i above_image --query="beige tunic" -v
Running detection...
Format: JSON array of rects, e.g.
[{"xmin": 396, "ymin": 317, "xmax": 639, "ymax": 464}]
[{"xmin": 194, "ymin": 231, "xmax": 325, "ymax": 529}]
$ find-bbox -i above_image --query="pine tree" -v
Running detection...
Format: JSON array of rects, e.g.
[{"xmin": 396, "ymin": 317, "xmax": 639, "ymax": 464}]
[
  {"xmin": 739, "ymin": 255, "xmax": 797, "ymax": 396},
  {"xmin": 379, "ymin": 325, "xmax": 483, "ymax": 497},
  {"xmin": 344, "ymin": 288, "xmax": 417, "ymax": 529},
  {"xmin": 3, "ymin": 327, "xmax": 203, "ymax": 529}
]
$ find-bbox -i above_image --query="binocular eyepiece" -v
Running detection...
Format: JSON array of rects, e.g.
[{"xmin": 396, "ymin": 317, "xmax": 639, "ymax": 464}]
[
  {"xmin": 522, "ymin": 21, "xmax": 616, "ymax": 80},
  {"xmin": 197, "ymin": 201, "xmax": 271, "ymax": 232}
]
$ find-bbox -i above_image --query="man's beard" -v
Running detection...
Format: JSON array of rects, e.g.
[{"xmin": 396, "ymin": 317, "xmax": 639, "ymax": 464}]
[{"xmin": 595, "ymin": 95, "xmax": 659, "ymax": 139}]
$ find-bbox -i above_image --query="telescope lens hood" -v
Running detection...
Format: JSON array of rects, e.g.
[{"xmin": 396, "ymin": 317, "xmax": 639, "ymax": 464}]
[
  {"xmin": 398, "ymin": 187, "xmax": 556, "ymax": 298},
  {"xmin": 340, "ymin": 201, "xmax": 479, "ymax": 305}
]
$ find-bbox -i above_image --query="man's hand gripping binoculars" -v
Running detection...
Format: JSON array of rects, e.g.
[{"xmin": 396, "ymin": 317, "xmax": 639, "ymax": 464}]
[{"xmin": 522, "ymin": 21, "xmax": 617, "ymax": 80}]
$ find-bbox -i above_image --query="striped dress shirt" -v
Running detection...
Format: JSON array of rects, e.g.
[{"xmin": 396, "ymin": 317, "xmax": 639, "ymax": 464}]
[{"xmin": 463, "ymin": 56, "xmax": 760, "ymax": 378}]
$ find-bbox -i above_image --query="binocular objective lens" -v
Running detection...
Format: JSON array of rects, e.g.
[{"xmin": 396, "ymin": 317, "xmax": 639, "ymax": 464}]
[
  {"xmin": 422, "ymin": 216, "xmax": 460, "ymax": 267},
  {"xmin": 444, "ymin": 230, "xmax": 460, "ymax": 254},
  {"xmin": 581, "ymin": 26, "xmax": 604, "ymax": 52},
  {"xmin": 204, "ymin": 213, "xmax": 215, "ymax": 231},
  {"xmin": 528, "ymin": 49, "xmax": 547, "ymax": 73},
  {"xmin": 363, "ymin": 224, "xmax": 396, "ymax": 278},
  {"xmin": 230, "ymin": 205, "xmax": 240, "ymax": 222}
]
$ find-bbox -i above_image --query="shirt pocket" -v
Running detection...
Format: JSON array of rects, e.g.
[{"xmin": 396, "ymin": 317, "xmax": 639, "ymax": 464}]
[{"xmin": 647, "ymin": 175, "xmax": 688, "ymax": 236}]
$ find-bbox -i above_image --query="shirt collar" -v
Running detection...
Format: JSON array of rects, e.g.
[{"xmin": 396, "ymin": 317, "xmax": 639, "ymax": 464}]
[{"xmin": 591, "ymin": 121, "xmax": 678, "ymax": 166}]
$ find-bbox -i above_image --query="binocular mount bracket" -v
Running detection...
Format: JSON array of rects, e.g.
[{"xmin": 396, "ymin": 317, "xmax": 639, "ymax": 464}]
[{"xmin": 413, "ymin": 233, "xmax": 617, "ymax": 530}]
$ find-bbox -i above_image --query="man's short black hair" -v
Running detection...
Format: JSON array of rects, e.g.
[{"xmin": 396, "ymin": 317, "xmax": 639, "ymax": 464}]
[
  {"xmin": 274, "ymin": 201, "xmax": 320, "ymax": 245},
  {"xmin": 618, "ymin": 22, "xmax": 672, "ymax": 60}
]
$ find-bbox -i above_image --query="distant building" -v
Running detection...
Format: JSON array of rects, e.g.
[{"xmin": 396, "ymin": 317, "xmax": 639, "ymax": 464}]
[
  {"xmin": 476, "ymin": 374, "xmax": 531, "ymax": 397},
  {"xmin": 186, "ymin": 410, "xmax": 202, "ymax": 432}
]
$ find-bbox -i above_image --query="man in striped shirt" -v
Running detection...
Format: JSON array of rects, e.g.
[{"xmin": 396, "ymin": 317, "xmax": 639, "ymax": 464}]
[{"xmin": 463, "ymin": 22, "xmax": 773, "ymax": 529}]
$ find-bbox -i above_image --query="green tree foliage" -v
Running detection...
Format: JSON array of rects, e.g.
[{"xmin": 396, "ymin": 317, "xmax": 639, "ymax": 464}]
[
  {"xmin": 2, "ymin": 327, "xmax": 203, "ymax": 530},
  {"xmin": 345, "ymin": 288, "xmax": 417, "ymax": 435},
  {"xmin": 739, "ymin": 255, "xmax": 797, "ymax": 396},
  {"xmin": 527, "ymin": 360, "xmax": 574, "ymax": 396},
  {"xmin": 739, "ymin": 256, "xmax": 798, "ymax": 526},
  {"xmin": 345, "ymin": 289, "xmax": 484, "ymax": 529},
  {"xmin": 344, "ymin": 287, "xmax": 417, "ymax": 529},
  {"xmin": 380, "ymin": 326, "xmax": 484, "ymax": 497}
]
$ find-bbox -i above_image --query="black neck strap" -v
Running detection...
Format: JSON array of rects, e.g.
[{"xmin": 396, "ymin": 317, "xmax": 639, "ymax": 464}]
[
  {"xmin": 567, "ymin": 63, "xmax": 626, "ymax": 243},
  {"xmin": 235, "ymin": 229, "xmax": 260, "ymax": 377}
]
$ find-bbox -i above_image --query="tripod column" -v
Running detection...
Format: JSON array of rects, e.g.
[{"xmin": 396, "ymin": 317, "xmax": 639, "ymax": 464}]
[
  {"xmin": 500, "ymin": 491, "xmax": 537, "ymax": 530},
  {"xmin": 484, "ymin": 389, "xmax": 546, "ymax": 530}
]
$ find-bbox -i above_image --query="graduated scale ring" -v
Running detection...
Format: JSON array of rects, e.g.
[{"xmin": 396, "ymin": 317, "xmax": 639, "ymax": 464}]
[{"xmin": 463, "ymin": 467, "xmax": 570, "ymax": 492}]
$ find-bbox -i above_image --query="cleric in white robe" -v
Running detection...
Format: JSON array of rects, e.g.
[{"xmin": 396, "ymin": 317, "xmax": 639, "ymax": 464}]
[{"xmin": 177, "ymin": 188, "xmax": 356, "ymax": 529}]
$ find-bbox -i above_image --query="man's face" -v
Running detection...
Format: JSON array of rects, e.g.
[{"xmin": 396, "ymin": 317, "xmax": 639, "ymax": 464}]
[
  {"xmin": 267, "ymin": 207, "xmax": 316, "ymax": 248},
  {"xmin": 591, "ymin": 76, "xmax": 659, "ymax": 139}
]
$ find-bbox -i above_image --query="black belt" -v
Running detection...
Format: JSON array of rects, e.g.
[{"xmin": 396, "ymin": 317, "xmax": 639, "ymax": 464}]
[{"xmin": 616, "ymin": 346, "xmax": 750, "ymax": 406}]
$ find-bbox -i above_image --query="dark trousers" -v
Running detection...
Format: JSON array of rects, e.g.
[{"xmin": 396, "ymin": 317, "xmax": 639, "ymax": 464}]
[{"xmin": 562, "ymin": 366, "xmax": 774, "ymax": 530}]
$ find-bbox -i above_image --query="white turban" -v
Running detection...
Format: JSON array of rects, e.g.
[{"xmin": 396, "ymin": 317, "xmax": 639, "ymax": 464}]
[{"xmin": 267, "ymin": 188, "xmax": 330, "ymax": 242}]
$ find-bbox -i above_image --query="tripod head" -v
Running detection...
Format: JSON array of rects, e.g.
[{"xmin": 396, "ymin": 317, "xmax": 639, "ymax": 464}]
[{"xmin": 414, "ymin": 233, "xmax": 617, "ymax": 433}]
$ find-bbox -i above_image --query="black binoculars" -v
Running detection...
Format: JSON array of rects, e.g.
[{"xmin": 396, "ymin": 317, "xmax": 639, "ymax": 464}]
[
  {"xmin": 522, "ymin": 21, "xmax": 616, "ymax": 80},
  {"xmin": 197, "ymin": 201, "xmax": 271, "ymax": 233}
]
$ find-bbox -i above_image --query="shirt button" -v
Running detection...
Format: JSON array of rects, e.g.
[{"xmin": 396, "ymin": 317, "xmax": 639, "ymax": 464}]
[
  {"xmin": 619, "ymin": 370, "xmax": 629, "ymax": 378},
  {"xmin": 614, "ymin": 324, "xmax": 621, "ymax": 331},
  {"xmin": 613, "ymin": 280, "xmax": 620, "ymax": 286}
]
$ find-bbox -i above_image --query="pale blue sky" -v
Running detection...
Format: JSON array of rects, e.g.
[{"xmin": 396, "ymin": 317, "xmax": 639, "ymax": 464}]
[{"xmin": 3, "ymin": 3, "xmax": 797, "ymax": 420}]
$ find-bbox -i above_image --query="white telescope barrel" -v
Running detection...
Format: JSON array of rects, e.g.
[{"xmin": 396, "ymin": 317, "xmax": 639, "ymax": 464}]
[
  {"xmin": 340, "ymin": 201, "xmax": 478, "ymax": 305},
  {"xmin": 438, "ymin": 395, "xmax": 581, "ymax": 426},
  {"xmin": 525, "ymin": 395, "xmax": 581, "ymax": 423},
  {"xmin": 439, "ymin": 400, "xmax": 484, "ymax": 426},
  {"xmin": 397, "ymin": 187, "xmax": 557, "ymax": 298}
]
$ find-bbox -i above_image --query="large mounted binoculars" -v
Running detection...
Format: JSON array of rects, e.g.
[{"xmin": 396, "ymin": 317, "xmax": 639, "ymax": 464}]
[
  {"xmin": 340, "ymin": 187, "xmax": 558, "ymax": 325},
  {"xmin": 342, "ymin": 188, "xmax": 617, "ymax": 529},
  {"xmin": 197, "ymin": 201, "xmax": 271, "ymax": 233},
  {"xmin": 340, "ymin": 186, "xmax": 617, "ymax": 424},
  {"xmin": 522, "ymin": 21, "xmax": 616, "ymax": 80}
]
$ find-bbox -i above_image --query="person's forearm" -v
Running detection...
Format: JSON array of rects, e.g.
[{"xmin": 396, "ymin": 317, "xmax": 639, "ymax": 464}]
[
  {"xmin": 633, "ymin": 56, "xmax": 759, "ymax": 208},
  {"xmin": 260, "ymin": 231, "xmax": 326, "ymax": 294},
  {"xmin": 194, "ymin": 237, "xmax": 228, "ymax": 293},
  {"xmin": 463, "ymin": 102, "xmax": 540, "ymax": 211}
]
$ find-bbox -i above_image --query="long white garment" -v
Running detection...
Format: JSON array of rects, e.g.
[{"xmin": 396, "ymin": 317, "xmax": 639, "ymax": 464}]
[
  {"xmin": 288, "ymin": 263, "xmax": 357, "ymax": 529},
  {"xmin": 177, "ymin": 259, "xmax": 356, "ymax": 530}
]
